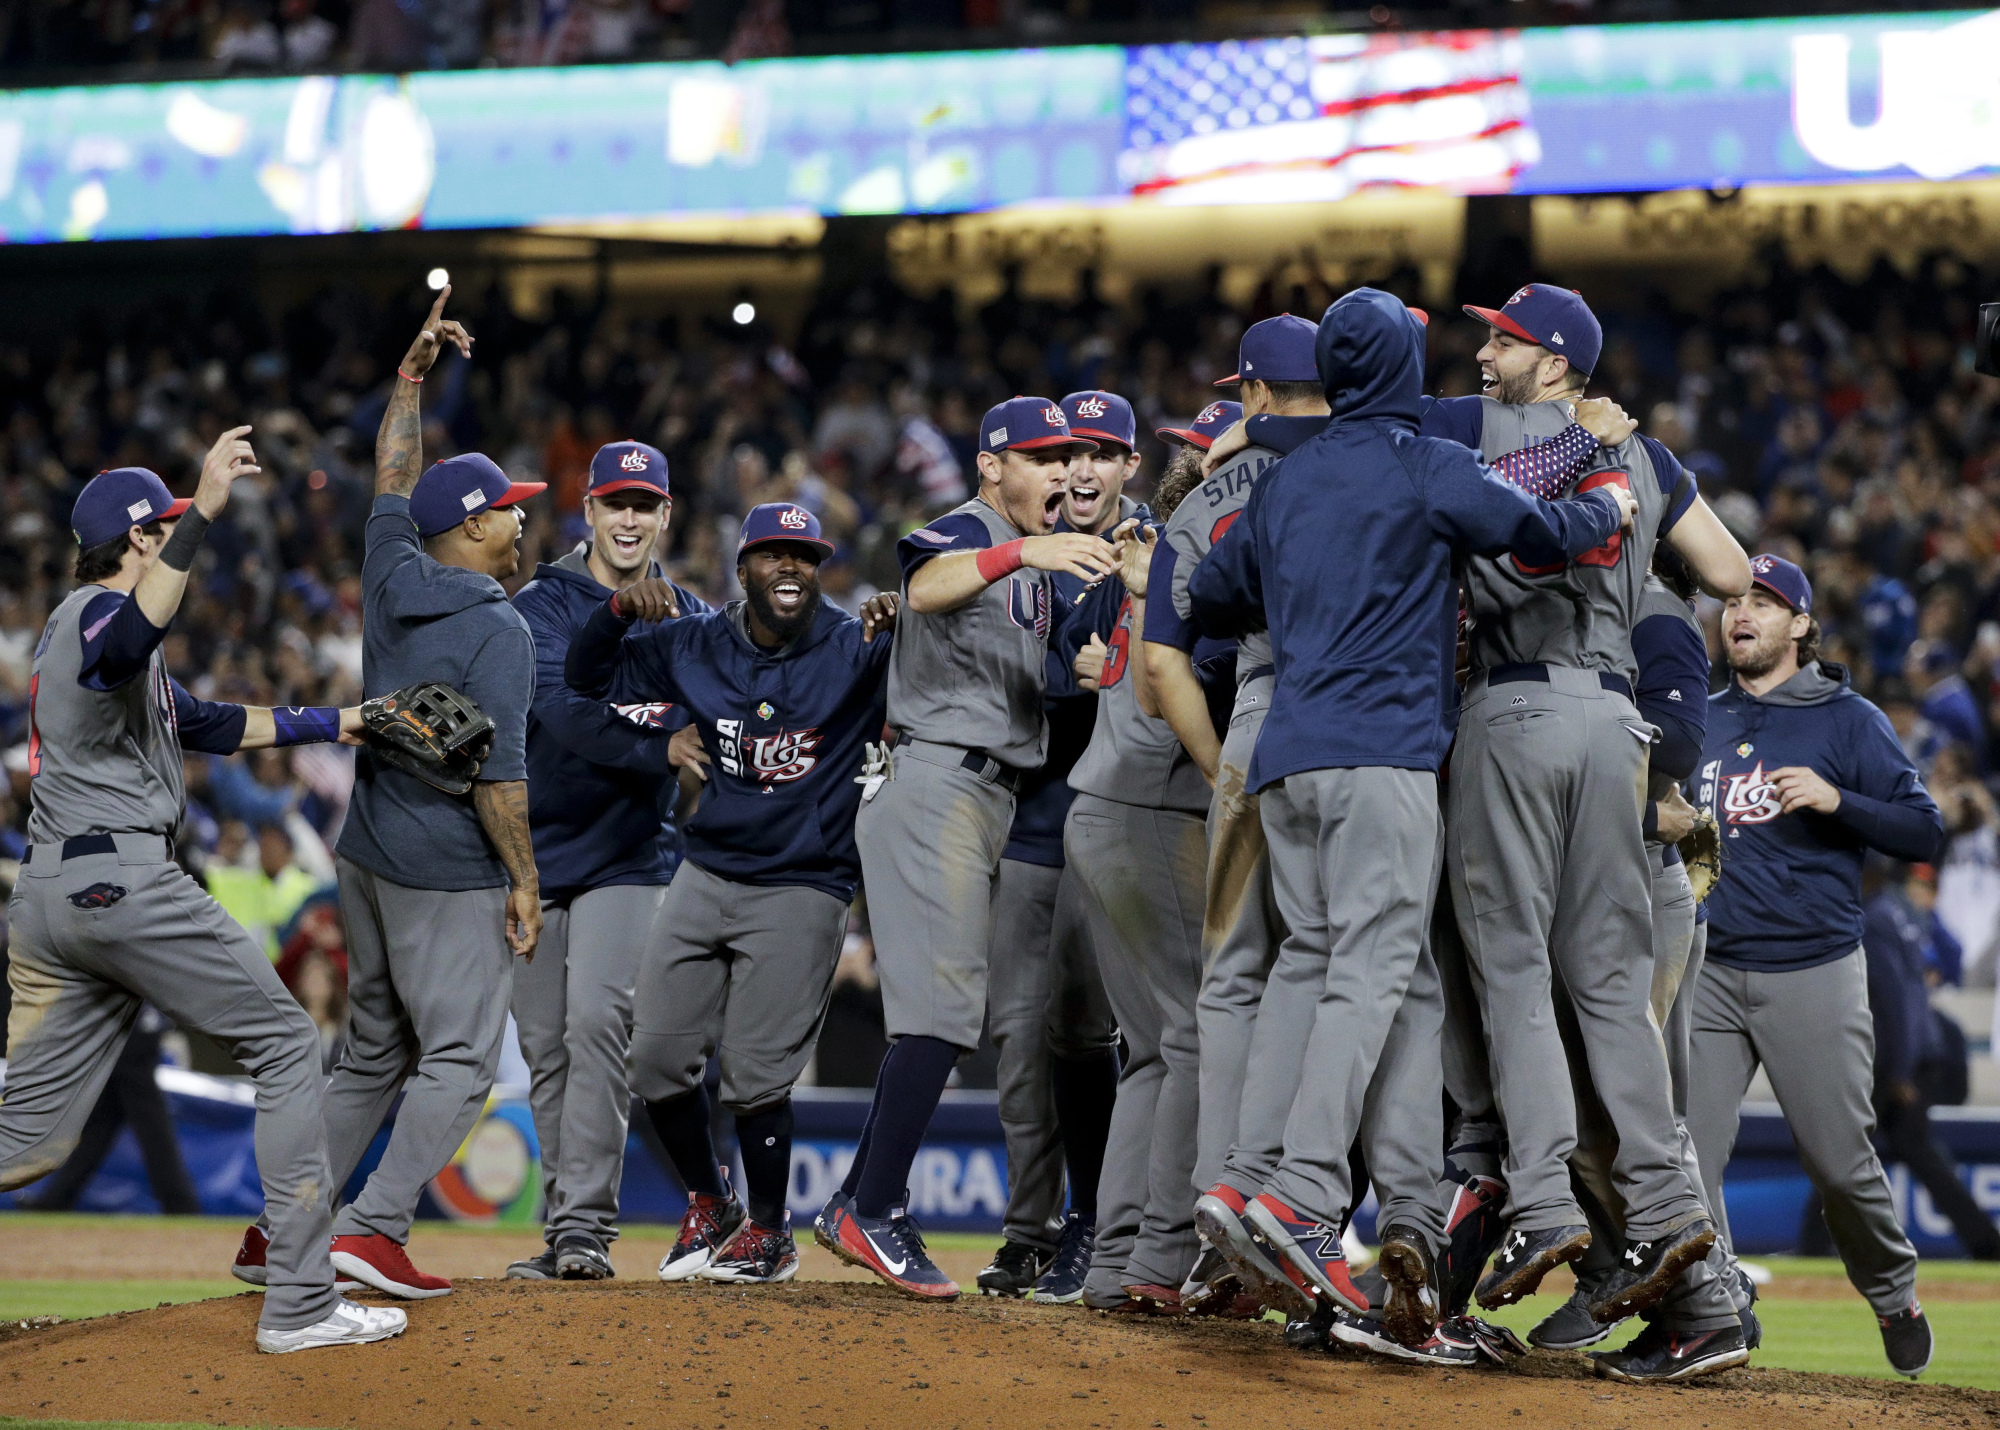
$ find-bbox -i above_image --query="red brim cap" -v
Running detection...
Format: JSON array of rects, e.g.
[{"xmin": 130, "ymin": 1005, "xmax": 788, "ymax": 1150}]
[
  {"xmin": 1410, "ymin": 308, "xmax": 1430, "ymax": 327},
  {"xmin": 1066, "ymin": 427, "xmax": 1132, "ymax": 451},
  {"xmin": 163, "ymin": 496, "xmax": 195, "ymax": 520},
  {"xmin": 1155, "ymin": 426, "xmax": 1211, "ymax": 450},
  {"xmin": 589, "ymin": 478, "xmax": 672, "ymax": 498},
  {"xmin": 493, "ymin": 481, "xmax": 549, "ymax": 508},
  {"xmin": 1463, "ymin": 304, "xmax": 1538, "ymax": 345},
  {"xmin": 1006, "ymin": 435, "xmax": 1097, "ymax": 453},
  {"xmin": 1212, "ymin": 373, "xmax": 1244, "ymax": 387},
  {"xmin": 740, "ymin": 534, "xmax": 835, "ymax": 558}
]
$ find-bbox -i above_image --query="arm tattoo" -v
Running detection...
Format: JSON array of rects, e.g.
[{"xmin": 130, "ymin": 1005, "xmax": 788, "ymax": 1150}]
[
  {"xmin": 472, "ymin": 779, "xmax": 540, "ymax": 893},
  {"xmin": 376, "ymin": 374, "xmax": 425, "ymax": 498}
]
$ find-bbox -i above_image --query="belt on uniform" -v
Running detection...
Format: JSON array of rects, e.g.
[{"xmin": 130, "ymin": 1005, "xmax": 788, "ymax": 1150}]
[
  {"xmin": 1486, "ymin": 661, "xmax": 1633, "ymax": 703},
  {"xmin": 1240, "ymin": 664, "xmax": 1275, "ymax": 684},
  {"xmin": 893, "ymin": 733, "xmax": 1023, "ymax": 792},
  {"xmin": 33, "ymin": 832, "xmax": 168, "ymax": 866}
]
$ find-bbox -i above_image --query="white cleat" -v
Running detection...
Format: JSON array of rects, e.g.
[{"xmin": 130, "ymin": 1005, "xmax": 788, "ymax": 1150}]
[{"xmin": 256, "ymin": 1299, "xmax": 408, "ymax": 1355}]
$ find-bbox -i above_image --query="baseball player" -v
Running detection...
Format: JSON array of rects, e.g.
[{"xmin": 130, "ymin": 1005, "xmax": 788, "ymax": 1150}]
[
  {"xmin": 1187, "ymin": 288, "xmax": 1634, "ymax": 1350},
  {"xmin": 315, "ymin": 291, "xmax": 545, "ymax": 1299},
  {"xmin": 505, "ymin": 439, "xmax": 709, "ymax": 1281},
  {"xmin": 6, "ymin": 450, "xmax": 403, "ymax": 1354},
  {"xmin": 816, "ymin": 396, "xmax": 1118, "ymax": 1301},
  {"xmin": 565, "ymin": 502, "xmax": 898, "ymax": 1284},
  {"xmin": 1441, "ymin": 284, "xmax": 1750, "ymax": 1330},
  {"xmin": 1687, "ymin": 555, "xmax": 1943, "ymax": 1378},
  {"xmin": 976, "ymin": 390, "xmax": 1138, "ymax": 1303}
]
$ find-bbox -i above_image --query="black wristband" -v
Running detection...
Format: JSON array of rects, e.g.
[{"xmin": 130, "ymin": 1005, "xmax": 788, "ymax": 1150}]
[{"xmin": 158, "ymin": 509, "xmax": 212, "ymax": 572}]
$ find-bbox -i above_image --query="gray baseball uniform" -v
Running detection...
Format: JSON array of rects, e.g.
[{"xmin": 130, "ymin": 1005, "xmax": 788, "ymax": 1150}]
[
  {"xmin": 3, "ymin": 585, "xmax": 337, "ymax": 1333},
  {"xmin": 861, "ymin": 495, "xmax": 1066, "ymax": 1050},
  {"xmin": 1447, "ymin": 400, "xmax": 1705, "ymax": 1242},
  {"xmin": 1149, "ymin": 443, "xmax": 1285, "ymax": 1194},
  {"xmin": 1065, "ymin": 585, "xmax": 1211, "ymax": 1296},
  {"xmin": 324, "ymin": 493, "xmax": 535, "ymax": 1243}
]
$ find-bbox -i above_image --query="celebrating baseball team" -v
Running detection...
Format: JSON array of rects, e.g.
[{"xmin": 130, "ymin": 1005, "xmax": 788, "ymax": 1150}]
[{"xmin": 0, "ymin": 277, "xmax": 1949, "ymax": 1387}]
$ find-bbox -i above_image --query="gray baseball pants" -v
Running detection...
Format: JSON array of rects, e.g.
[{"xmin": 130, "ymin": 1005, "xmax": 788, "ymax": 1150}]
[
  {"xmin": 1193, "ymin": 677, "xmax": 1286, "ymax": 1193},
  {"xmin": 1687, "ymin": 947, "xmax": 1918, "ymax": 1315},
  {"xmin": 1240, "ymin": 767, "xmax": 1448, "ymax": 1249},
  {"xmin": 1447, "ymin": 667, "xmax": 1703, "ymax": 1240},
  {"xmin": 3, "ymin": 836, "xmax": 338, "ymax": 1332},
  {"xmin": 855, "ymin": 740, "xmax": 1015, "ymax": 1051},
  {"xmin": 512, "ymin": 882, "xmax": 661, "ymax": 1245},
  {"xmin": 322, "ymin": 859, "xmax": 514, "ymax": 1243},
  {"xmin": 1065, "ymin": 793, "xmax": 1206, "ymax": 1294},
  {"xmin": 986, "ymin": 857, "xmax": 1115, "ymax": 1253},
  {"xmin": 628, "ymin": 859, "xmax": 849, "ymax": 1111}
]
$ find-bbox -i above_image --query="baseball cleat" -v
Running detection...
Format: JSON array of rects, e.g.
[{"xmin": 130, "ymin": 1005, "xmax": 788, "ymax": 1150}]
[
  {"xmin": 1123, "ymin": 1282, "xmax": 1183, "ymax": 1315},
  {"xmin": 1585, "ymin": 1218, "xmax": 1716, "ymax": 1323},
  {"xmin": 1528, "ymin": 1285, "xmax": 1619, "ymax": 1350},
  {"xmin": 1438, "ymin": 1172, "xmax": 1508, "ymax": 1316},
  {"xmin": 1243, "ymin": 1193, "xmax": 1368, "ymax": 1318},
  {"xmin": 1590, "ymin": 1321, "xmax": 1749, "ymax": 1383},
  {"xmin": 824, "ymin": 1202, "xmax": 959, "ymax": 1301},
  {"xmin": 1032, "ymin": 1212, "xmax": 1096, "ymax": 1304},
  {"xmin": 329, "ymin": 1233, "xmax": 453, "ymax": 1299},
  {"xmin": 506, "ymin": 1247, "xmax": 560, "ymax": 1280},
  {"xmin": 555, "ymin": 1231, "xmax": 615, "ymax": 1280},
  {"xmin": 659, "ymin": 1186, "xmax": 748, "ymax": 1282},
  {"xmin": 1284, "ymin": 1301, "xmax": 1338, "ymax": 1350},
  {"xmin": 1376, "ymin": 1223, "xmax": 1442, "ymax": 1348},
  {"xmin": 1194, "ymin": 1184, "xmax": 1298, "ymax": 1313},
  {"xmin": 1878, "ymin": 1301, "xmax": 1933, "ymax": 1378},
  {"xmin": 702, "ymin": 1215, "xmax": 799, "ymax": 1284},
  {"xmin": 1739, "ymin": 1303, "xmax": 1762, "ymax": 1350},
  {"xmin": 1081, "ymin": 1285, "xmax": 1135, "ymax": 1312},
  {"xmin": 976, "ymin": 1238, "xmax": 1047, "ymax": 1298},
  {"xmin": 1332, "ymin": 1311, "xmax": 1523, "ymax": 1368},
  {"xmin": 255, "ymin": 1299, "xmax": 407, "ymax": 1355},
  {"xmin": 1181, "ymin": 1244, "xmax": 1260, "ymax": 1319},
  {"xmin": 233, "ymin": 1224, "xmax": 270, "ymax": 1287},
  {"xmin": 1474, "ymin": 1223, "xmax": 1591, "ymax": 1309},
  {"xmin": 813, "ymin": 1190, "xmax": 851, "ymax": 1257}
]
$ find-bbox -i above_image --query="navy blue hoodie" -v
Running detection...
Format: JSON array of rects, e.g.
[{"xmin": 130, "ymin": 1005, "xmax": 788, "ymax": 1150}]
[
  {"xmin": 566, "ymin": 594, "xmax": 891, "ymax": 901},
  {"xmin": 1693, "ymin": 662, "xmax": 1944, "ymax": 973},
  {"xmin": 511, "ymin": 545, "xmax": 706, "ymax": 899},
  {"xmin": 1185, "ymin": 288, "xmax": 1624, "ymax": 792}
]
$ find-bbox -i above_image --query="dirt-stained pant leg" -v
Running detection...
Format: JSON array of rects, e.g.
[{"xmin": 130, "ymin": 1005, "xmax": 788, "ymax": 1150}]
[
  {"xmin": 985, "ymin": 858, "xmax": 1068, "ymax": 1253},
  {"xmin": 323, "ymin": 860, "xmax": 514, "ymax": 1245},
  {"xmin": 1066, "ymin": 794, "xmax": 1207, "ymax": 1292},
  {"xmin": 1256, "ymin": 767, "xmax": 1445, "ymax": 1245},
  {"xmin": 1448, "ymin": 669, "xmax": 1702, "ymax": 1240},
  {"xmin": 513, "ymin": 883, "xmax": 659, "ymax": 1245},
  {"xmin": 2, "ymin": 843, "xmax": 338, "ymax": 1332},
  {"xmin": 1688, "ymin": 951, "xmax": 1917, "ymax": 1316},
  {"xmin": 1194, "ymin": 679, "xmax": 1284, "ymax": 1194},
  {"xmin": 856, "ymin": 747, "xmax": 1014, "ymax": 1051}
]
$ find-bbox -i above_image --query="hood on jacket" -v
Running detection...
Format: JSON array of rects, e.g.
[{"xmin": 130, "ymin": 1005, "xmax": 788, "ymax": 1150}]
[
  {"xmin": 725, "ymin": 594, "xmax": 845, "ymax": 657},
  {"xmin": 531, "ymin": 542, "xmax": 665, "ymax": 596},
  {"xmin": 1316, "ymin": 287, "xmax": 1426, "ymax": 430},
  {"xmin": 378, "ymin": 555, "xmax": 510, "ymax": 624},
  {"xmin": 1738, "ymin": 660, "xmax": 1851, "ymax": 707}
]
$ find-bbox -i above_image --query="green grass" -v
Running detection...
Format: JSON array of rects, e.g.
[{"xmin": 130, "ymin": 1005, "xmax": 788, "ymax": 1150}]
[{"xmin": 0, "ymin": 1281, "xmax": 247, "ymax": 1322}]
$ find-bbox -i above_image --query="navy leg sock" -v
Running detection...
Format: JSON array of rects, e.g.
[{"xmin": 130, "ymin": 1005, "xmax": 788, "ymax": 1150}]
[
  {"xmin": 735, "ymin": 1100, "xmax": 795, "ymax": 1229},
  {"xmin": 1051, "ymin": 1048, "xmax": 1118, "ymax": 1217},
  {"xmin": 646, "ymin": 1086, "xmax": 727, "ymax": 1200},
  {"xmin": 852, "ymin": 1035, "xmax": 962, "ymax": 1219}
]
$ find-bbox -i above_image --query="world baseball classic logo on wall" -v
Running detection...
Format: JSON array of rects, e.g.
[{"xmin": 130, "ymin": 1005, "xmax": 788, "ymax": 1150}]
[{"xmin": 427, "ymin": 1099, "xmax": 543, "ymax": 1223}]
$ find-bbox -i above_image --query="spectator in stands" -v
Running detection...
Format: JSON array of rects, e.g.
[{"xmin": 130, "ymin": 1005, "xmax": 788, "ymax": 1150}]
[{"xmin": 208, "ymin": 821, "xmax": 323, "ymax": 961}]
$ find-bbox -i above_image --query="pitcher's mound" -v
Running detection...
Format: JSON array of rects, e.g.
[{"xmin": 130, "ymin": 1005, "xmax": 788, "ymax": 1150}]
[{"xmin": 0, "ymin": 1280, "xmax": 1992, "ymax": 1430}]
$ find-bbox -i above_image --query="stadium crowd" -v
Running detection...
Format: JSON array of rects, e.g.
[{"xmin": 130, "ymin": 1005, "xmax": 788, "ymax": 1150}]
[{"xmin": 0, "ymin": 245, "xmax": 1997, "ymax": 1068}]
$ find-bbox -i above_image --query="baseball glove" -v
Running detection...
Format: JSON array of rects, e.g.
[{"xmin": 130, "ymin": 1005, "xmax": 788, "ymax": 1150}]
[
  {"xmin": 1678, "ymin": 811, "xmax": 1723, "ymax": 903},
  {"xmin": 359, "ymin": 681, "xmax": 494, "ymax": 796}
]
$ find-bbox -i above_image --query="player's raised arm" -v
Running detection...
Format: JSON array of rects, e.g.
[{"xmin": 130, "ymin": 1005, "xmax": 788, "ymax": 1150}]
[{"xmin": 376, "ymin": 286, "xmax": 473, "ymax": 499}]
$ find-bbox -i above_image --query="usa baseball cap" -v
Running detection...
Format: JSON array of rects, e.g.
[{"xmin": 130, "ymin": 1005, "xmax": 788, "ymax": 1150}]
[
  {"xmin": 72, "ymin": 467, "xmax": 193, "ymax": 547},
  {"xmin": 1463, "ymin": 283, "xmax": 1603, "ymax": 377},
  {"xmin": 409, "ymin": 453, "xmax": 547, "ymax": 539},
  {"xmin": 1061, "ymin": 391, "xmax": 1136, "ymax": 452},
  {"xmin": 1748, "ymin": 553, "xmax": 1812, "ymax": 614},
  {"xmin": 1216, "ymin": 314, "xmax": 1319, "ymax": 386},
  {"xmin": 979, "ymin": 396, "xmax": 1097, "ymax": 456},
  {"xmin": 588, "ymin": 440, "xmax": 670, "ymax": 499},
  {"xmin": 1157, "ymin": 400, "xmax": 1243, "ymax": 451},
  {"xmin": 738, "ymin": 502, "xmax": 834, "ymax": 560}
]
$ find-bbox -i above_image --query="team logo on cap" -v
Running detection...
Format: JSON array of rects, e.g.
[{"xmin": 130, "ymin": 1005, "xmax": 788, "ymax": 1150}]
[
  {"xmin": 778, "ymin": 507, "xmax": 810, "ymax": 531},
  {"xmin": 1195, "ymin": 402, "xmax": 1225, "ymax": 425},
  {"xmin": 1751, "ymin": 555, "xmax": 1776, "ymax": 574},
  {"xmin": 1043, "ymin": 407, "xmax": 1065, "ymax": 426},
  {"xmin": 1074, "ymin": 396, "xmax": 1107, "ymax": 419},
  {"xmin": 1507, "ymin": 287, "xmax": 1531, "ymax": 305},
  {"xmin": 619, "ymin": 449, "xmax": 649, "ymax": 471}
]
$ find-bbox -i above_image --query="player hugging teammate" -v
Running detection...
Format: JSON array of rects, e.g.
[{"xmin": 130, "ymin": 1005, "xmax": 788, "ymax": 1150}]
[{"xmin": 25, "ymin": 281, "xmax": 1950, "ymax": 1389}]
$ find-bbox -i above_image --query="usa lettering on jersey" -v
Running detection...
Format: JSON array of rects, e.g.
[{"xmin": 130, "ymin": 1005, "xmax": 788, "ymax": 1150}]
[
  {"xmin": 713, "ymin": 715, "xmax": 822, "ymax": 786},
  {"xmin": 1006, "ymin": 578, "xmax": 1052, "ymax": 640}
]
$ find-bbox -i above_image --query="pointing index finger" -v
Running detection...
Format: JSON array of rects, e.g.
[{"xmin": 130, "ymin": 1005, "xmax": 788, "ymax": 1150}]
[{"xmin": 427, "ymin": 284, "xmax": 451, "ymax": 327}]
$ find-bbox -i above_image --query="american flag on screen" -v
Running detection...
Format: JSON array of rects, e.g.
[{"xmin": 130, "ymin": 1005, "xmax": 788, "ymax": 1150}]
[{"xmin": 1119, "ymin": 33, "xmax": 1540, "ymax": 204}]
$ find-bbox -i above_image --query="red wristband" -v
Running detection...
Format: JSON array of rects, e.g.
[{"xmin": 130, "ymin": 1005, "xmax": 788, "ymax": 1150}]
[
  {"xmin": 608, "ymin": 590, "xmax": 627, "ymax": 620},
  {"xmin": 397, "ymin": 367, "xmax": 424, "ymax": 384},
  {"xmin": 976, "ymin": 539, "xmax": 1026, "ymax": 583}
]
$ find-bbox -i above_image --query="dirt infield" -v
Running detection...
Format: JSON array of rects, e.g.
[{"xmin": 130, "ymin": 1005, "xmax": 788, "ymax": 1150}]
[{"xmin": 1, "ymin": 1278, "xmax": 1997, "ymax": 1430}]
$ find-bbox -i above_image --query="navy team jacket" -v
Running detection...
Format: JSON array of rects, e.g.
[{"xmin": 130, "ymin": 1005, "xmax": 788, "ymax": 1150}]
[
  {"xmin": 512, "ymin": 549, "xmax": 706, "ymax": 898},
  {"xmin": 566, "ymin": 596, "xmax": 891, "ymax": 902},
  {"xmin": 1694, "ymin": 661, "xmax": 1943, "ymax": 974}
]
